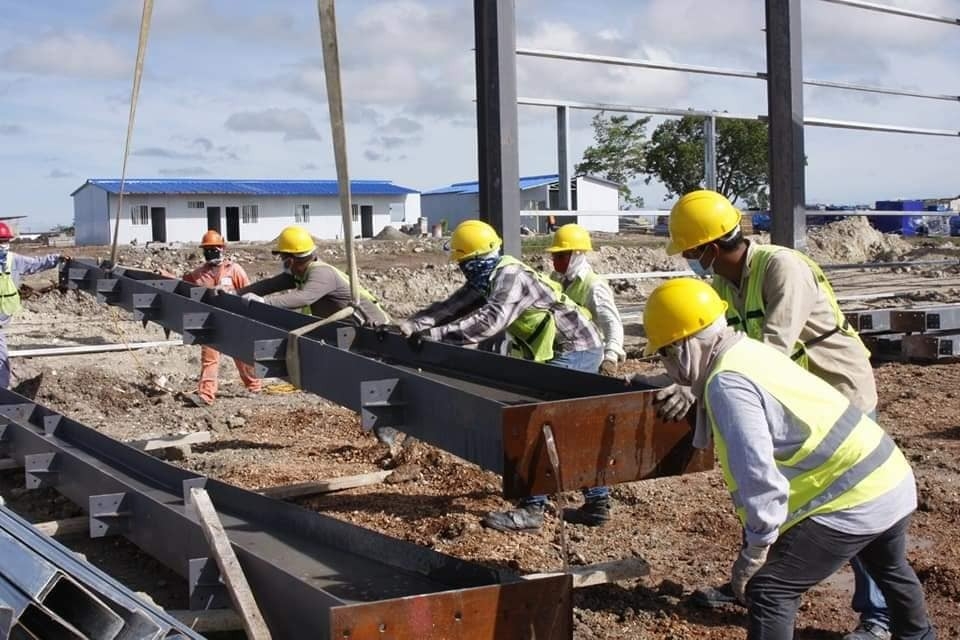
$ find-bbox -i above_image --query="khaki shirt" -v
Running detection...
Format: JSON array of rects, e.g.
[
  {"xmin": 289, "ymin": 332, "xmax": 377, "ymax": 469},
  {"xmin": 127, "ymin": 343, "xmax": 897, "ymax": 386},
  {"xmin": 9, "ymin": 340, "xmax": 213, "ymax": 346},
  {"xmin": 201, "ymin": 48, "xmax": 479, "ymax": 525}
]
[{"xmin": 715, "ymin": 241, "xmax": 878, "ymax": 413}]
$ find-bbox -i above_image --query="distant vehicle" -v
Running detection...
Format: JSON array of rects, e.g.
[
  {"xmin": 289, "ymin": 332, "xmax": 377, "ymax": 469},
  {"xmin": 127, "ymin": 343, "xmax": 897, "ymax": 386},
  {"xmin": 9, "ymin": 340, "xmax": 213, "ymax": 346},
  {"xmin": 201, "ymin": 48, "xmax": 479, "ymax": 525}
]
[
  {"xmin": 653, "ymin": 215, "xmax": 669, "ymax": 236},
  {"xmin": 950, "ymin": 215, "xmax": 960, "ymax": 237},
  {"xmin": 751, "ymin": 212, "xmax": 771, "ymax": 232}
]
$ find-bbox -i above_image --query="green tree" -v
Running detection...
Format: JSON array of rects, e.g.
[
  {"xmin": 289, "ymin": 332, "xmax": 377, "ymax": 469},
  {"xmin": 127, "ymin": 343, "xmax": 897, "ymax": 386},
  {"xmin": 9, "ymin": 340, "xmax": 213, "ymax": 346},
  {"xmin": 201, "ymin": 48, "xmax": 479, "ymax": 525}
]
[
  {"xmin": 645, "ymin": 116, "xmax": 769, "ymax": 206},
  {"xmin": 576, "ymin": 112, "xmax": 650, "ymax": 208}
]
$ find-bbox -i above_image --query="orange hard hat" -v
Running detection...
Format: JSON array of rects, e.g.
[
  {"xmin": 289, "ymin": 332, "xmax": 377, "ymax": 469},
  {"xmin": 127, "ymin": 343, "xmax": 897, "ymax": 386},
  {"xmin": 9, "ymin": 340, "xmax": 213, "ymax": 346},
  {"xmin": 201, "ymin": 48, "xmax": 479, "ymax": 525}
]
[
  {"xmin": 0, "ymin": 223, "xmax": 14, "ymax": 241},
  {"xmin": 200, "ymin": 230, "xmax": 225, "ymax": 247}
]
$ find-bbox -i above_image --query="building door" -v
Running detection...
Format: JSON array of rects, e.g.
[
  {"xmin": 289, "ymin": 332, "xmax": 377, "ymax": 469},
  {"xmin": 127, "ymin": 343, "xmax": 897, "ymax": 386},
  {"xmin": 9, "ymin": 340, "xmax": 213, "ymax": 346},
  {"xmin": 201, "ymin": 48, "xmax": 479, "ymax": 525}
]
[
  {"xmin": 150, "ymin": 207, "xmax": 167, "ymax": 243},
  {"xmin": 360, "ymin": 205, "xmax": 374, "ymax": 238},
  {"xmin": 225, "ymin": 207, "xmax": 240, "ymax": 242},
  {"xmin": 206, "ymin": 207, "xmax": 221, "ymax": 233}
]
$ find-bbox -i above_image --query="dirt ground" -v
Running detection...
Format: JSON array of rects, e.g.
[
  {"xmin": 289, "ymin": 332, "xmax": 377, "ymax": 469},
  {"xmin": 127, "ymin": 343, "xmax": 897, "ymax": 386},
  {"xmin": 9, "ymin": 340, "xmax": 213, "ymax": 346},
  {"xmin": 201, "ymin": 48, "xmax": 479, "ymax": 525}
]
[{"xmin": 3, "ymin": 220, "xmax": 960, "ymax": 639}]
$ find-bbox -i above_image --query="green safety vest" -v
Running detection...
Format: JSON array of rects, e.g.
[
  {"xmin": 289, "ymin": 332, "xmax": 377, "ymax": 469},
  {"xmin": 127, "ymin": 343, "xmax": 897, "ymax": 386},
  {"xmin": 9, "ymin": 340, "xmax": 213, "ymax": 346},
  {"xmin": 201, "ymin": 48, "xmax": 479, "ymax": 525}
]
[
  {"xmin": 491, "ymin": 256, "xmax": 589, "ymax": 363},
  {"xmin": 0, "ymin": 253, "xmax": 21, "ymax": 316},
  {"xmin": 712, "ymin": 244, "xmax": 868, "ymax": 368},
  {"xmin": 705, "ymin": 338, "xmax": 911, "ymax": 534},
  {"xmin": 294, "ymin": 262, "xmax": 388, "ymax": 321}
]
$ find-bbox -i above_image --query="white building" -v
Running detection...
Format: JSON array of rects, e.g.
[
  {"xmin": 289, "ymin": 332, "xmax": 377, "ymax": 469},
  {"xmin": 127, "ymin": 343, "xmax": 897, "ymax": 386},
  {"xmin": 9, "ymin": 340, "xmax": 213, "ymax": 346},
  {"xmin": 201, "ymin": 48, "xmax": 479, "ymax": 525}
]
[
  {"xmin": 420, "ymin": 174, "xmax": 621, "ymax": 233},
  {"xmin": 72, "ymin": 179, "xmax": 422, "ymax": 246}
]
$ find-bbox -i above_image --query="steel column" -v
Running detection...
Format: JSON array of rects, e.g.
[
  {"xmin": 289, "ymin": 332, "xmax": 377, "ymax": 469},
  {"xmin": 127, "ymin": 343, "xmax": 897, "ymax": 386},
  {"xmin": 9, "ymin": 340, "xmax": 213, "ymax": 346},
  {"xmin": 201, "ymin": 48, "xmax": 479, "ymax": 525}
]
[
  {"xmin": 557, "ymin": 105, "xmax": 571, "ymax": 212},
  {"xmin": 765, "ymin": 0, "xmax": 807, "ymax": 249},
  {"xmin": 474, "ymin": 0, "xmax": 521, "ymax": 256},
  {"xmin": 703, "ymin": 115, "xmax": 717, "ymax": 191}
]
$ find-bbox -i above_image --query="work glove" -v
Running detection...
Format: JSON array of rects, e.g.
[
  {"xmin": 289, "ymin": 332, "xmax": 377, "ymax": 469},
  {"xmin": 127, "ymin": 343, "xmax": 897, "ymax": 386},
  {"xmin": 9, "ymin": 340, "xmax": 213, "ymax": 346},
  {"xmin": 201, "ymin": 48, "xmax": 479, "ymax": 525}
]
[
  {"xmin": 407, "ymin": 331, "xmax": 428, "ymax": 352},
  {"xmin": 730, "ymin": 544, "xmax": 769, "ymax": 605},
  {"xmin": 598, "ymin": 359, "xmax": 618, "ymax": 377},
  {"xmin": 242, "ymin": 292, "xmax": 264, "ymax": 304},
  {"xmin": 653, "ymin": 384, "xmax": 695, "ymax": 422},
  {"xmin": 59, "ymin": 254, "xmax": 71, "ymax": 263},
  {"xmin": 398, "ymin": 320, "xmax": 416, "ymax": 338}
]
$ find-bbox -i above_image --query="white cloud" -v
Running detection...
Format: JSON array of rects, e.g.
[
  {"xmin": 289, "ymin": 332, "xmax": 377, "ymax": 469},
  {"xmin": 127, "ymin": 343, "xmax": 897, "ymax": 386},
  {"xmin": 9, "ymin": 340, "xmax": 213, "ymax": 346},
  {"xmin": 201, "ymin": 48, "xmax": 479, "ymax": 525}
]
[
  {"xmin": 0, "ymin": 32, "xmax": 130, "ymax": 79},
  {"xmin": 225, "ymin": 108, "xmax": 321, "ymax": 141},
  {"xmin": 158, "ymin": 167, "xmax": 211, "ymax": 177},
  {"xmin": 47, "ymin": 169, "xmax": 75, "ymax": 179}
]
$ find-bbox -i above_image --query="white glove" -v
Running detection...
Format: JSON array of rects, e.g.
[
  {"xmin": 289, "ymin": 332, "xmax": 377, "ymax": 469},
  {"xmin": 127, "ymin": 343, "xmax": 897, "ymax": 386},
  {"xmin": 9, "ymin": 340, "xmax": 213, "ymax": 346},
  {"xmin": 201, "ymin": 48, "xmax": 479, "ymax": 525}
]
[
  {"xmin": 242, "ymin": 292, "xmax": 264, "ymax": 304},
  {"xmin": 653, "ymin": 384, "xmax": 695, "ymax": 421},
  {"xmin": 398, "ymin": 320, "xmax": 416, "ymax": 338},
  {"xmin": 730, "ymin": 544, "xmax": 769, "ymax": 605}
]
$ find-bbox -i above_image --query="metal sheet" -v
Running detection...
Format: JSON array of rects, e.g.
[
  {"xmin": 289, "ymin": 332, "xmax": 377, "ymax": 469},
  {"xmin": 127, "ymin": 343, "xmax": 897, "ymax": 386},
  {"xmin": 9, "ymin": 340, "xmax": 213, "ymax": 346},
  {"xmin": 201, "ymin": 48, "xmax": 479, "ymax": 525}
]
[
  {"xmin": 890, "ymin": 306, "xmax": 960, "ymax": 333},
  {"xmin": 901, "ymin": 334, "xmax": 960, "ymax": 361},
  {"xmin": 502, "ymin": 394, "xmax": 712, "ymax": 497},
  {"xmin": 329, "ymin": 575, "xmax": 572, "ymax": 640}
]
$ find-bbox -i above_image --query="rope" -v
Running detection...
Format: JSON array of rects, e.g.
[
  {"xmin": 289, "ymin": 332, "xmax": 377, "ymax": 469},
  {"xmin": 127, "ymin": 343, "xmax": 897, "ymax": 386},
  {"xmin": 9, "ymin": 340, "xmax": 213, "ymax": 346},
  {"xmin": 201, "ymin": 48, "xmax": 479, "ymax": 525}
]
[{"xmin": 109, "ymin": 0, "xmax": 155, "ymax": 266}]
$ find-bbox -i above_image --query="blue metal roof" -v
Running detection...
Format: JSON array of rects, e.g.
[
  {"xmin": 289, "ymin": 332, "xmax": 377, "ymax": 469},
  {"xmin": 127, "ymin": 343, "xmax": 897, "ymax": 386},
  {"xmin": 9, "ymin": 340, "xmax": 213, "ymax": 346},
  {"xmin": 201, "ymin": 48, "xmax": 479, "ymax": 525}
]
[
  {"xmin": 72, "ymin": 179, "xmax": 419, "ymax": 197},
  {"xmin": 423, "ymin": 174, "xmax": 559, "ymax": 196}
]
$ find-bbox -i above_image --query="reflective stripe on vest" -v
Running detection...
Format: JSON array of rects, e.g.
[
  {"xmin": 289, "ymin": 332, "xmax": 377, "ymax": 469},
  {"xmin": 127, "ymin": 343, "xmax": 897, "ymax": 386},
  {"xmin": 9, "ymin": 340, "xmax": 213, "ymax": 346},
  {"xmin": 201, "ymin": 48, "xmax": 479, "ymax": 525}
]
[
  {"xmin": 713, "ymin": 245, "xmax": 868, "ymax": 369},
  {"xmin": 492, "ymin": 256, "xmax": 586, "ymax": 363},
  {"xmin": 0, "ymin": 253, "xmax": 21, "ymax": 316},
  {"xmin": 705, "ymin": 338, "xmax": 911, "ymax": 534}
]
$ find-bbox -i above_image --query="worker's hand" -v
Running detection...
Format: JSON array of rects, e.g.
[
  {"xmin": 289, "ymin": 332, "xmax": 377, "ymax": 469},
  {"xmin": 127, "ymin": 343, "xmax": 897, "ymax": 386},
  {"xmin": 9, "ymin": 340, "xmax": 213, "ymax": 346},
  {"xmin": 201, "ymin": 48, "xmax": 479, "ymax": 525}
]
[
  {"xmin": 730, "ymin": 544, "xmax": 769, "ymax": 605},
  {"xmin": 242, "ymin": 292, "xmax": 264, "ymax": 304},
  {"xmin": 653, "ymin": 384, "xmax": 695, "ymax": 422},
  {"xmin": 398, "ymin": 320, "xmax": 416, "ymax": 338},
  {"xmin": 407, "ymin": 331, "xmax": 428, "ymax": 352},
  {"xmin": 598, "ymin": 359, "xmax": 618, "ymax": 377},
  {"xmin": 58, "ymin": 254, "xmax": 71, "ymax": 263},
  {"xmin": 100, "ymin": 259, "xmax": 115, "ymax": 270}
]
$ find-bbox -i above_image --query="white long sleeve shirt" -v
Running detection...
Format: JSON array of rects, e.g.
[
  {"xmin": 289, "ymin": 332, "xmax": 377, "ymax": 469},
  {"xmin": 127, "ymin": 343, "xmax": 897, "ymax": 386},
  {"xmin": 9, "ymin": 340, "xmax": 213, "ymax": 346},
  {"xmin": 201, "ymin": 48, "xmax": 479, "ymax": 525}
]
[{"xmin": 555, "ymin": 259, "xmax": 626, "ymax": 364}]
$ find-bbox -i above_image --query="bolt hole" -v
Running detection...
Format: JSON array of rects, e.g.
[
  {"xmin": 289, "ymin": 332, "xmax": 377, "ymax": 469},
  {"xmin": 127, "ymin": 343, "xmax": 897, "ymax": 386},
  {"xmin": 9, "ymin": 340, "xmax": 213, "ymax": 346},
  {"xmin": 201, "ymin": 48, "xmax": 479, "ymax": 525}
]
[
  {"xmin": 379, "ymin": 623, "xmax": 387, "ymax": 633},
  {"xmin": 454, "ymin": 611, "xmax": 463, "ymax": 622}
]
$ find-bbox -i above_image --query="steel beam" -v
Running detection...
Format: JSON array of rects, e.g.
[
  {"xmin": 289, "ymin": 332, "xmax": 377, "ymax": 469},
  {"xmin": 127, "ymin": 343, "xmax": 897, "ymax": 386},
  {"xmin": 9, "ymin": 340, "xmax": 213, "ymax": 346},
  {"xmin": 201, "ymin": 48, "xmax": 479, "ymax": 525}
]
[
  {"xmin": 901, "ymin": 334, "xmax": 960, "ymax": 362},
  {"xmin": 474, "ymin": 0, "xmax": 521, "ymax": 257},
  {"xmin": 0, "ymin": 388, "xmax": 571, "ymax": 639},
  {"xmin": 765, "ymin": 0, "xmax": 806, "ymax": 249},
  {"xmin": 703, "ymin": 115, "xmax": 717, "ymax": 191},
  {"xmin": 557, "ymin": 105, "xmax": 571, "ymax": 212},
  {"xmin": 63, "ymin": 260, "xmax": 711, "ymax": 497},
  {"xmin": 890, "ymin": 306, "xmax": 960, "ymax": 334}
]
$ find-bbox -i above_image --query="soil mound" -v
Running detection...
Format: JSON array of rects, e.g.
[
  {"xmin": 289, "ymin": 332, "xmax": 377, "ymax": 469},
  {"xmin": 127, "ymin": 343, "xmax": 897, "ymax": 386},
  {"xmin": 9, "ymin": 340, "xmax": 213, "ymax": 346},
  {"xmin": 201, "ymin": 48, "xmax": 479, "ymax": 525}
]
[{"xmin": 806, "ymin": 216, "xmax": 911, "ymax": 263}]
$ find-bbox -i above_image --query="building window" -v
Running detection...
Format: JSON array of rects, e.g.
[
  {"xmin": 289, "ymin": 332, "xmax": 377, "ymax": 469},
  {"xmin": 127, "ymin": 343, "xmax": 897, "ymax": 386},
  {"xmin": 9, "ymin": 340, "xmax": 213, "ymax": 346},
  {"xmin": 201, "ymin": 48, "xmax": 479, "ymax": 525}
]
[
  {"xmin": 187, "ymin": 200, "xmax": 205, "ymax": 209},
  {"xmin": 351, "ymin": 203, "xmax": 359, "ymax": 223},
  {"xmin": 130, "ymin": 205, "xmax": 149, "ymax": 225},
  {"xmin": 295, "ymin": 204, "xmax": 310, "ymax": 223},
  {"xmin": 242, "ymin": 204, "xmax": 259, "ymax": 224}
]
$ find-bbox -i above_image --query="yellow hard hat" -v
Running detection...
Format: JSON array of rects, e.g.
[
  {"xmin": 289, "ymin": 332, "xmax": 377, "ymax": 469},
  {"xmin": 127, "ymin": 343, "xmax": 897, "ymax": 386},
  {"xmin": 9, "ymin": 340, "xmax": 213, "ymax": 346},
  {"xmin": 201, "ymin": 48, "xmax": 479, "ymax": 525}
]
[
  {"xmin": 448, "ymin": 220, "xmax": 502, "ymax": 263},
  {"xmin": 547, "ymin": 223, "xmax": 592, "ymax": 253},
  {"xmin": 666, "ymin": 190, "xmax": 742, "ymax": 256},
  {"xmin": 643, "ymin": 278, "xmax": 728, "ymax": 356},
  {"xmin": 274, "ymin": 226, "xmax": 316, "ymax": 256}
]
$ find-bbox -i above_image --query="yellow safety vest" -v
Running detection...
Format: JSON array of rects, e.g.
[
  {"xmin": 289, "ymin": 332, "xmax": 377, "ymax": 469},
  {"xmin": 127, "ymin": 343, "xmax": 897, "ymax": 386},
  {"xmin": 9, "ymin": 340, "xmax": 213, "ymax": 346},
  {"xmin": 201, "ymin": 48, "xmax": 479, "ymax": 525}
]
[
  {"xmin": 491, "ymin": 256, "xmax": 588, "ymax": 363},
  {"xmin": 0, "ymin": 253, "xmax": 21, "ymax": 316},
  {"xmin": 293, "ymin": 261, "xmax": 389, "ymax": 321},
  {"xmin": 705, "ymin": 338, "xmax": 911, "ymax": 534},
  {"xmin": 712, "ymin": 244, "xmax": 868, "ymax": 368}
]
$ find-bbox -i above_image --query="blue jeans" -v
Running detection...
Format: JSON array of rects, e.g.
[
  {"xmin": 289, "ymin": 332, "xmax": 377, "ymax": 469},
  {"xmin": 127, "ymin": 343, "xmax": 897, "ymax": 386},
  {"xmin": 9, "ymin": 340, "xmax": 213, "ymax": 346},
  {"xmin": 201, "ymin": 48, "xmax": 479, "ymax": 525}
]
[
  {"xmin": 524, "ymin": 346, "xmax": 608, "ymax": 507},
  {"xmin": 0, "ymin": 331, "xmax": 9, "ymax": 389},
  {"xmin": 851, "ymin": 409, "xmax": 890, "ymax": 630}
]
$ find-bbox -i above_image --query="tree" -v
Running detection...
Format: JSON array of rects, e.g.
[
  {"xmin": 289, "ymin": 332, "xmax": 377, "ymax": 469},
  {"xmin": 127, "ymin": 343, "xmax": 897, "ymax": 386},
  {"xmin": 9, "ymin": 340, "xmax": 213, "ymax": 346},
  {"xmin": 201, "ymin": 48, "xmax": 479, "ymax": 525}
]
[
  {"xmin": 644, "ymin": 116, "xmax": 769, "ymax": 206},
  {"xmin": 576, "ymin": 112, "xmax": 650, "ymax": 208}
]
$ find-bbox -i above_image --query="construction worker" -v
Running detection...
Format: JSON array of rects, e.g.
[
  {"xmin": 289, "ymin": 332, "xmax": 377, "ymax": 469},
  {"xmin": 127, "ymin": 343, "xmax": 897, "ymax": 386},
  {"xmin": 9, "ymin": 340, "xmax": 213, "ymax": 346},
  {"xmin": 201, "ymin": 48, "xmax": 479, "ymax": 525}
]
[
  {"xmin": 643, "ymin": 278, "xmax": 934, "ymax": 640},
  {"xmin": 0, "ymin": 222, "xmax": 66, "ymax": 390},
  {"xmin": 546, "ymin": 223, "xmax": 625, "ymax": 376},
  {"xmin": 181, "ymin": 231, "xmax": 261, "ymax": 407},
  {"xmin": 400, "ymin": 220, "xmax": 610, "ymax": 532},
  {"xmin": 664, "ymin": 190, "xmax": 890, "ymax": 639},
  {"xmin": 237, "ymin": 226, "xmax": 389, "ymax": 326}
]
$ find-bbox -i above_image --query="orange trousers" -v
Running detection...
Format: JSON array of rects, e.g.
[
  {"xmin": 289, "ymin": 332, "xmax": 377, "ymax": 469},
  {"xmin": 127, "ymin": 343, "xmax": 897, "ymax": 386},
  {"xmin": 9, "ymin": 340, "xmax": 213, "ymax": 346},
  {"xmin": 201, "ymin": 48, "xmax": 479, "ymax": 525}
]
[{"xmin": 197, "ymin": 345, "xmax": 261, "ymax": 403}]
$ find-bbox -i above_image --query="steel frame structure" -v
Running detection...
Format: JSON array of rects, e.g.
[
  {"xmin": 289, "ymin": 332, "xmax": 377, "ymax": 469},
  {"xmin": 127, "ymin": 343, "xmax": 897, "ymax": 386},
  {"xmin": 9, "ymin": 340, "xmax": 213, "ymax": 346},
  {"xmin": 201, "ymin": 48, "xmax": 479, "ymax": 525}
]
[
  {"xmin": 62, "ymin": 259, "xmax": 711, "ymax": 498},
  {"xmin": 0, "ymin": 386, "xmax": 571, "ymax": 639}
]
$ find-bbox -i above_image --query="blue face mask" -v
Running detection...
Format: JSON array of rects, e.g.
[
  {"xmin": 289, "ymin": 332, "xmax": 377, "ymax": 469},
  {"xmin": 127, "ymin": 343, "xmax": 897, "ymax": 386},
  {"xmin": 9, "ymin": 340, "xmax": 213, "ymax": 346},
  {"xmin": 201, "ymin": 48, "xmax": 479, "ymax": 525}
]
[
  {"xmin": 687, "ymin": 247, "xmax": 715, "ymax": 278},
  {"xmin": 459, "ymin": 255, "xmax": 501, "ymax": 293}
]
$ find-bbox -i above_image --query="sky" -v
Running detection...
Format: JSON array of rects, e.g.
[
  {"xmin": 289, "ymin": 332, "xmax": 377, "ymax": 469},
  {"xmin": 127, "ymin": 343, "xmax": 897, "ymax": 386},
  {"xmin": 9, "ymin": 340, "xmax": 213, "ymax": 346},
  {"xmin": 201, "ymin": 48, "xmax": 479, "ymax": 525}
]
[{"xmin": 0, "ymin": 0, "xmax": 958, "ymax": 231}]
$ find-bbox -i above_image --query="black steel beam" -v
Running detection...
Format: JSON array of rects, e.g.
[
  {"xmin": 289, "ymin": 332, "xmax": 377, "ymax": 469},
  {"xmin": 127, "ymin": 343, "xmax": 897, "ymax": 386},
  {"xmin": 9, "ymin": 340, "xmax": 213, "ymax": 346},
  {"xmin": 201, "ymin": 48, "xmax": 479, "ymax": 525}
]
[
  {"xmin": 474, "ymin": 0, "xmax": 521, "ymax": 257},
  {"xmin": 765, "ymin": 0, "xmax": 807, "ymax": 249},
  {"xmin": 0, "ymin": 388, "xmax": 570, "ymax": 639}
]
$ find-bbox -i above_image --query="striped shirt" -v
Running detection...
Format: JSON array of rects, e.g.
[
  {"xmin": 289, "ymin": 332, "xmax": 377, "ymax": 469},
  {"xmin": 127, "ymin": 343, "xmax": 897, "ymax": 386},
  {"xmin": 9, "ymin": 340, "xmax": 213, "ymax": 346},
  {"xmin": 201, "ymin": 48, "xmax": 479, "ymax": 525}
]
[{"xmin": 408, "ymin": 262, "xmax": 602, "ymax": 355}]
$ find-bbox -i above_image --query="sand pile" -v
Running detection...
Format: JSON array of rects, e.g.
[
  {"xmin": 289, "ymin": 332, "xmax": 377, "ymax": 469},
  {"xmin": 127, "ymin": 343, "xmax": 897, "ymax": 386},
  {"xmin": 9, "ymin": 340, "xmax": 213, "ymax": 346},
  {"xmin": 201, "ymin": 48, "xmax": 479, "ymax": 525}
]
[{"xmin": 805, "ymin": 217, "xmax": 912, "ymax": 264}]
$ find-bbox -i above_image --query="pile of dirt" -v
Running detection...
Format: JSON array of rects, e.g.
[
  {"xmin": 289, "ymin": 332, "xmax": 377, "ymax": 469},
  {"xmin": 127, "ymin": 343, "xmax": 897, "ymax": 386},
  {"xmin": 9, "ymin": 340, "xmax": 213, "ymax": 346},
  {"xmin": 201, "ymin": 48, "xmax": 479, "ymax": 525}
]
[
  {"xmin": 372, "ymin": 225, "xmax": 409, "ymax": 240},
  {"xmin": 806, "ymin": 216, "xmax": 912, "ymax": 263}
]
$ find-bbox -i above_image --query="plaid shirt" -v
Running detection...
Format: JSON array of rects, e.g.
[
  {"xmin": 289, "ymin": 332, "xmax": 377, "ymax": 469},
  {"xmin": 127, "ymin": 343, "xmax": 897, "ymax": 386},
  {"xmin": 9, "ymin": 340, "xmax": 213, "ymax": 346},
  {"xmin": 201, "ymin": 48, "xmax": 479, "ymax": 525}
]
[{"xmin": 408, "ymin": 261, "xmax": 602, "ymax": 354}]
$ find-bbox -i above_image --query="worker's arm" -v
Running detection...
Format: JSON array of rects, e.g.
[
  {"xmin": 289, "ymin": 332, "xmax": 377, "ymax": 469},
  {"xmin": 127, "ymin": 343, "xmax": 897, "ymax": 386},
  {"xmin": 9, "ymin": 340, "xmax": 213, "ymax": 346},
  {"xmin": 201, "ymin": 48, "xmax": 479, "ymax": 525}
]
[
  {"xmin": 236, "ymin": 272, "xmax": 297, "ymax": 298},
  {"xmin": 760, "ymin": 252, "xmax": 819, "ymax": 354},
  {"xmin": 13, "ymin": 254, "xmax": 61, "ymax": 278},
  {"xmin": 428, "ymin": 265, "xmax": 530, "ymax": 345},
  {"xmin": 705, "ymin": 371, "xmax": 789, "ymax": 548},
  {"xmin": 260, "ymin": 267, "xmax": 341, "ymax": 311},
  {"xmin": 232, "ymin": 264, "xmax": 251, "ymax": 290},
  {"xmin": 589, "ymin": 280, "xmax": 626, "ymax": 363},
  {"xmin": 405, "ymin": 285, "xmax": 485, "ymax": 332}
]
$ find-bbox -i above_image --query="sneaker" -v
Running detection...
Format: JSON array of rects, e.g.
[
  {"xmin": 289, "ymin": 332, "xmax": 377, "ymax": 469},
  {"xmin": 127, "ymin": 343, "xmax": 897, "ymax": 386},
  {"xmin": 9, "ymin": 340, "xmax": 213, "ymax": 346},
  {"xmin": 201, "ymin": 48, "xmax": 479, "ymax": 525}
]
[
  {"xmin": 374, "ymin": 426, "xmax": 400, "ymax": 447},
  {"xmin": 844, "ymin": 623, "xmax": 891, "ymax": 640},
  {"xmin": 561, "ymin": 497, "xmax": 611, "ymax": 526},
  {"xmin": 690, "ymin": 583, "xmax": 739, "ymax": 609},
  {"xmin": 183, "ymin": 392, "xmax": 212, "ymax": 408},
  {"xmin": 481, "ymin": 504, "xmax": 545, "ymax": 532}
]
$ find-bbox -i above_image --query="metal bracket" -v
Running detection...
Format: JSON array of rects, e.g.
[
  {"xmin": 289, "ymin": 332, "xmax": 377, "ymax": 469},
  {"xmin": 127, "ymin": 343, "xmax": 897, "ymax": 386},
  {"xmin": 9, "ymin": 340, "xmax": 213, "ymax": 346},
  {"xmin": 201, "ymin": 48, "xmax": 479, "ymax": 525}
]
[
  {"xmin": 360, "ymin": 379, "xmax": 406, "ymax": 431},
  {"xmin": 188, "ymin": 557, "xmax": 230, "ymax": 611},
  {"xmin": 89, "ymin": 492, "xmax": 133, "ymax": 538},
  {"xmin": 43, "ymin": 415, "xmax": 61, "ymax": 437},
  {"xmin": 24, "ymin": 452, "xmax": 58, "ymax": 489},
  {"xmin": 131, "ymin": 293, "xmax": 160, "ymax": 321},
  {"xmin": 182, "ymin": 313, "xmax": 213, "ymax": 345},
  {"xmin": 188, "ymin": 286, "xmax": 209, "ymax": 302},
  {"xmin": 0, "ymin": 404, "xmax": 36, "ymax": 424},
  {"xmin": 337, "ymin": 326, "xmax": 357, "ymax": 350},
  {"xmin": 63, "ymin": 265, "xmax": 90, "ymax": 290},
  {"xmin": 182, "ymin": 477, "xmax": 208, "ymax": 509},
  {"xmin": 253, "ymin": 339, "xmax": 287, "ymax": 378},
  {"xmin": 95, "ymin": 278, "xmax": 120, "ymax": 304},
  {"xmin": 0, "ymin": 423, "xmax": 8, "ymax": 458}
]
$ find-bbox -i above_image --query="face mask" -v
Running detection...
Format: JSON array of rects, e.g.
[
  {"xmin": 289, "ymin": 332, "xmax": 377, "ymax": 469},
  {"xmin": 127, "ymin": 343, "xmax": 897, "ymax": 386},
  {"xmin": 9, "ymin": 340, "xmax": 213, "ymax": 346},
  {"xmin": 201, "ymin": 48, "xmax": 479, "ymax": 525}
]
[
  {"xmin": 0, "ymin": 243, "xmax": 9, "ymax": 252},
  {"xmin": 459, "ymin": 255, "xmax": 501, "ymax": 293},
  {"xmin": 687, "ymin": 246, "xmax": 716, "ymax": 278},
  {"xmin": 203, "ymin": 247, "xmax": 223, "ymax": 265},
  {"xmin": 551, "ymin": 252, "xmax": 572, "ymax": 276}
]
